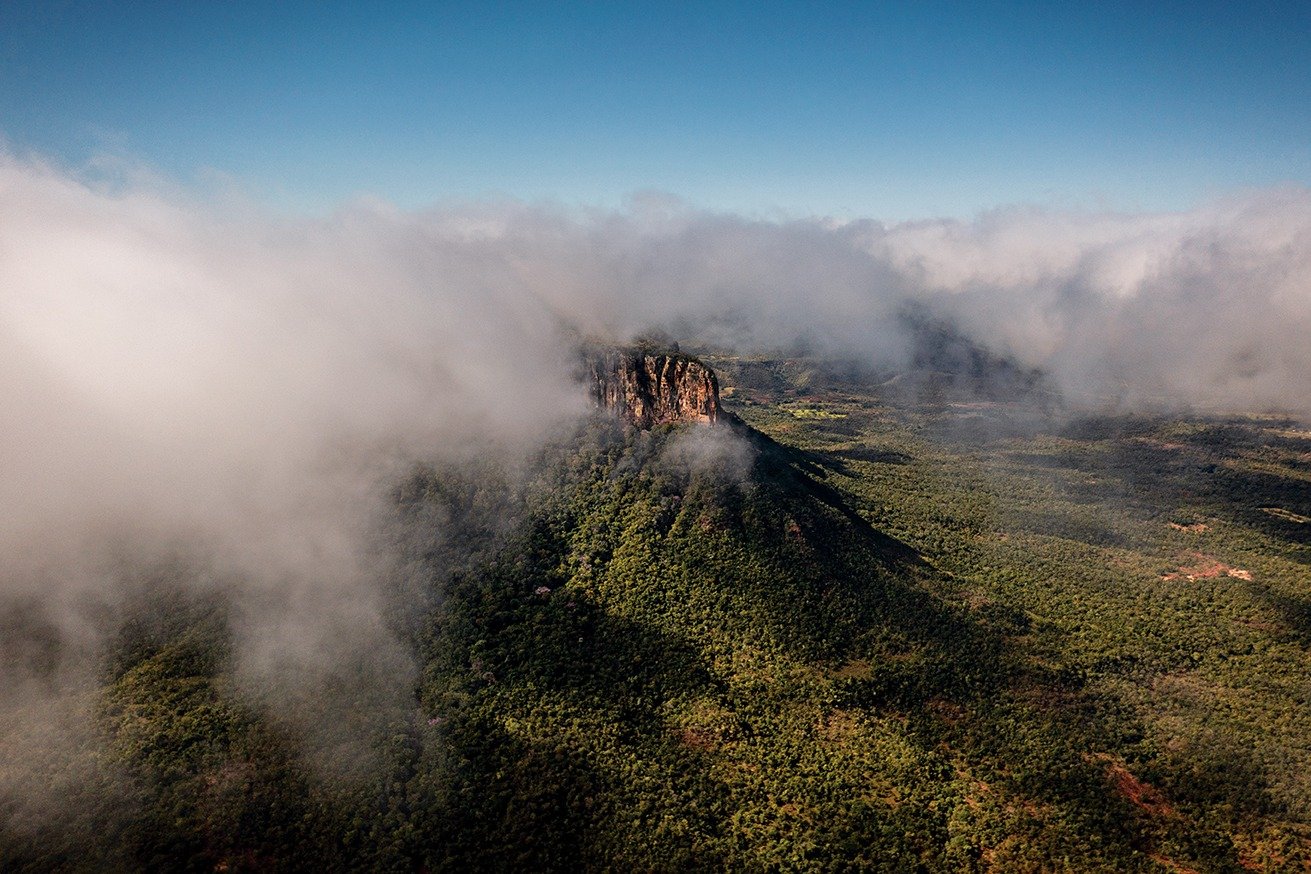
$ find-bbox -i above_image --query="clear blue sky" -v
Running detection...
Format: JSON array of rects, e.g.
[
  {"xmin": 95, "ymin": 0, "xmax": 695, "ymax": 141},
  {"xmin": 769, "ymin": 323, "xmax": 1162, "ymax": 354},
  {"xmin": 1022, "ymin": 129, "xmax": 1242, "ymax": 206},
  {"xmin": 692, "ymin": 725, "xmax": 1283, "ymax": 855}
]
[{"xmin": 2, "ymin": 1, "xmax": 1308, "ymax": 218}]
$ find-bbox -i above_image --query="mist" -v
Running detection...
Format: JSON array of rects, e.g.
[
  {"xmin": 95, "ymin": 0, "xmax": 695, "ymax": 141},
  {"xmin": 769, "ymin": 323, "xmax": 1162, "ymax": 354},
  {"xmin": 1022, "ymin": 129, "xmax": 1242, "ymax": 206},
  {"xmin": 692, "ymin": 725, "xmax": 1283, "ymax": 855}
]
[{"xmin": 3, "ymin": 150, "xmax": 1311, "ymax": 802}]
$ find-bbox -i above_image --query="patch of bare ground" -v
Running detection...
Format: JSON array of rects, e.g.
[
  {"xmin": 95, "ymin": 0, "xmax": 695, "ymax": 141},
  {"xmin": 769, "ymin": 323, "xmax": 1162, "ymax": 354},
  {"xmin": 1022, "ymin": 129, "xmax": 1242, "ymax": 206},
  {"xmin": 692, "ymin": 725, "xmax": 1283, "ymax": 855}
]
[
  {"xmin": 1169, "ymin": 521, "xmax": 1209, "ymax": 533},
  {"xmin": 1149, "ymin": 852, "xmax": 1201, "ymax": 874},
  {"xmin": 815, "ymin": 708, "xmax": 859, "ymax": 742},
  {"xmin": 1265, "ymin": 427, "xmax": 1311, "ymax": 441},
  {"xmin": 829, "ymin": 658, "xmax": 873, "ymax": 680},
  {"xmin": 675, "ymin": 726, "xmax": 718, "ymax": 751},
  {"xmin": 1260, "ymin": 506, "xmax": 1311, "ymax": 524},
  {"xmin": 1162, "ymin": 553, "xmax": 1252, "ymax": 582},
  {"xmin": 1150, "ymin": 670, "xmax": 1230, "ymax": 706},
  {"xmin": 1086, "ymin": 752, "xmax": 1175, "ymax": 819}
]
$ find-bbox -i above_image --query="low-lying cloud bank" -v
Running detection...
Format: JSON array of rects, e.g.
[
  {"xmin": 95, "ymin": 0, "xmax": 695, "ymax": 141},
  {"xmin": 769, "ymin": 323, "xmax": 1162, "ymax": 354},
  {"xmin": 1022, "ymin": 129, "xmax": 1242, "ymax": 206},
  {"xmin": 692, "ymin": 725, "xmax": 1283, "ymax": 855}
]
[
  {"xmin": 2, "ymin": 150, "xmax": 1310, "ymax": 770},
  {"xmin": 0, "ymin": 153, "xmax": 592, "ymax": 722},
  {"xmin": 865, "ymin": 190, "xmax": 1311, "ymax": 408}
]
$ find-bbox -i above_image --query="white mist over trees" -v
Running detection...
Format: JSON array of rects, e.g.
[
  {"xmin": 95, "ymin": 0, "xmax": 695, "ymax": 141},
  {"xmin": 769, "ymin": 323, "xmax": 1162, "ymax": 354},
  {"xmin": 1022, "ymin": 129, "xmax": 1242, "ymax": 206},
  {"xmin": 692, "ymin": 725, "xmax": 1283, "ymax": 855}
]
[{"xmin": 2, "ymin": 150, "xmax": 1310, "ymax": 763}]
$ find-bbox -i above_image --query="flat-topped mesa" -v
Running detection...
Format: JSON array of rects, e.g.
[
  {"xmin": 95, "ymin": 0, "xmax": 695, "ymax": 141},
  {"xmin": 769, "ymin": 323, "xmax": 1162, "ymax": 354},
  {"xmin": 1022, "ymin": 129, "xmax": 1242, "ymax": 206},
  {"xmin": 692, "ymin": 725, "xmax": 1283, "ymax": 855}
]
[{"xmin": 586, "ymin": 345, "xmax": 721, "ymax": 428}]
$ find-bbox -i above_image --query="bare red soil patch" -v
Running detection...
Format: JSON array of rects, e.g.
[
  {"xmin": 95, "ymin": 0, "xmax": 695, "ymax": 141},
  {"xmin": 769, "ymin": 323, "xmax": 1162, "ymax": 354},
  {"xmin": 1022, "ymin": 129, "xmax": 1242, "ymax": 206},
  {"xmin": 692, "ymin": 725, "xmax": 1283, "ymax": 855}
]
[
  {"xmin": 1087, "ymin": 753, "xmax": 1175, "ymax": 819},
  {"xmin": 1162, "ymin": 553, "xmax": 1251, "ymax": 582},
  {"xmin": 675, "ymin": 726, "xmax": 718, "ymax": 751},
  {"xmin": 1149, "ymin": 852, "xmax": 1201, "ymax": 874}
]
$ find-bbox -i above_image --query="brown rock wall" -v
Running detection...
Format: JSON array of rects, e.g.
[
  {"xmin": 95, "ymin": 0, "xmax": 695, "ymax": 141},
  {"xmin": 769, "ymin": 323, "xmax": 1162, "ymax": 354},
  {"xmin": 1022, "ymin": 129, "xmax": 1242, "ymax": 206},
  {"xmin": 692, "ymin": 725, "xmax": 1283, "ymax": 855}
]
[{"xmin": 587, "ymin": 348, "xmax": 720, "ymax": 428}]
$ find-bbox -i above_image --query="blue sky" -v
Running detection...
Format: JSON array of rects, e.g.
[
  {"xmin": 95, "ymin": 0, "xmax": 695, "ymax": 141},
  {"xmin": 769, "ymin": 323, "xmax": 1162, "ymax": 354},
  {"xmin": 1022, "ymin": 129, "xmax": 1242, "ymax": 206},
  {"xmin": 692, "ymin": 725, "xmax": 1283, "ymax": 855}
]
[{"xmin": 2, "ymin": 1, "xmax": 1308, "ymax": 219}]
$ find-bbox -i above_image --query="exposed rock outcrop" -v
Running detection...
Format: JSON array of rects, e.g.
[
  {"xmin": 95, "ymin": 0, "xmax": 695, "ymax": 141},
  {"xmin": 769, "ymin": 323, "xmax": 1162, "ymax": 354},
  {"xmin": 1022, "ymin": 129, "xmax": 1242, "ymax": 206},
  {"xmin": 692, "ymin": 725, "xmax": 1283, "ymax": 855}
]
[{"xmin": 586, "ymin": 346, "xmax": 720, "ymax": 428}]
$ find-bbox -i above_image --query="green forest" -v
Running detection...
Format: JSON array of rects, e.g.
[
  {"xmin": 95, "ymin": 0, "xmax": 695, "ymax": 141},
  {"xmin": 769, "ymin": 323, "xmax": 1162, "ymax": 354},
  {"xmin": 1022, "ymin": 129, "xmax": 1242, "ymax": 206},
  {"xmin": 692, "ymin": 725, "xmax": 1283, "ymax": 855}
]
[{"xmin": 3, "ymin": 355, "xmax": 1309, "ymax": 872}]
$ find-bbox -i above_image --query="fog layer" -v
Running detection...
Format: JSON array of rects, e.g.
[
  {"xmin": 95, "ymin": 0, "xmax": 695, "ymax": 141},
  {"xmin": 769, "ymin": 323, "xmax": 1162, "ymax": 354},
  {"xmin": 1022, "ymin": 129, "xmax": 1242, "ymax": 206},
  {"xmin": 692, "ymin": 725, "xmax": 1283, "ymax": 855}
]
[{"xmin": 2, "ymin": 152, "xmax": 1310, "ymax": 738}]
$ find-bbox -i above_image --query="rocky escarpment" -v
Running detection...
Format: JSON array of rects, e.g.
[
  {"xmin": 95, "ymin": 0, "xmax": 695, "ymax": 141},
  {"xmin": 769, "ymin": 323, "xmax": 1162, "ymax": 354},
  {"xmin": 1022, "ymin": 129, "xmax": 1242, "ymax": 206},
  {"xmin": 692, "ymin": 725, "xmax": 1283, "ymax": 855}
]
[{"xmin": 586, "ymin": 346, "xmax": 720, "ymax": 428}]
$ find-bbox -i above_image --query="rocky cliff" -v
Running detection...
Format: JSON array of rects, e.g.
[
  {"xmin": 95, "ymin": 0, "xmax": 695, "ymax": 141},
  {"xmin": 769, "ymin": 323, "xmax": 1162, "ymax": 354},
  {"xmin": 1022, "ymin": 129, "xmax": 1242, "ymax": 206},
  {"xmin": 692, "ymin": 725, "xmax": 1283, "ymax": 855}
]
[{"xmin": 586, "ymin": 346, "xmax": 720, "ymax": 428}]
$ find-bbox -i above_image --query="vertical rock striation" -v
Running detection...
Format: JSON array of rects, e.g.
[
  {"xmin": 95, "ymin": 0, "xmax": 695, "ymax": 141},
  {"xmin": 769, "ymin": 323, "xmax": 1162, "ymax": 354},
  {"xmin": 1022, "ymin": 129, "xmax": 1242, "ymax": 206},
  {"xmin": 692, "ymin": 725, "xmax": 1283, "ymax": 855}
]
[{"xmin": 586, "ymin": 346, "xmax": 720, "ymax": 428}]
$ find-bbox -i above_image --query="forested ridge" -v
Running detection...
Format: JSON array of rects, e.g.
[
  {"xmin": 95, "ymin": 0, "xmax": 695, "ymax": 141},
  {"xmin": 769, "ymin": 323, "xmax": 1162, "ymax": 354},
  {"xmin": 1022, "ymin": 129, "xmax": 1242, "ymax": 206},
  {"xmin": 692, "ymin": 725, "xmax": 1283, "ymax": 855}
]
[{"xmin": 3, "ymin": 356, "xmax": 1309, "ymax": 871}]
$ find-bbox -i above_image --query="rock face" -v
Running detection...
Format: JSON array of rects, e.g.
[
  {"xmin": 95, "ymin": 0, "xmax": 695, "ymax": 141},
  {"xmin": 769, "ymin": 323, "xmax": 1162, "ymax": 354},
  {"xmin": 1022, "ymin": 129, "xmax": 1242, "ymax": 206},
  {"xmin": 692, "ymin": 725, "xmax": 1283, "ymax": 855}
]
[{"xmin": 587, "ymin": 347, "xmax": 720, "ymax": 428}]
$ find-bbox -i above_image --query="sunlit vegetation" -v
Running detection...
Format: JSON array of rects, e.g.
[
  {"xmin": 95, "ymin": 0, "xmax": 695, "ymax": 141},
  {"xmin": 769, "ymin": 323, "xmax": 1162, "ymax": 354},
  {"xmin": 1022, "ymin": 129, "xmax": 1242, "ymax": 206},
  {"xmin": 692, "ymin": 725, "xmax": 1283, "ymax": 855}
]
[{"xmin": 4, "ymin": 356, "xmax": 1309, "ymax": 871}]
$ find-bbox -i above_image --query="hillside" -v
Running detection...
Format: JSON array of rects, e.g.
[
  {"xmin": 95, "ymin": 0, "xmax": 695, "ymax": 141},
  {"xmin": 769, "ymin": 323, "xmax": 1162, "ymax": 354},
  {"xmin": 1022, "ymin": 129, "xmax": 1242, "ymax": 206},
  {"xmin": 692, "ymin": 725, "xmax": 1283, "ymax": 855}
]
[{"xmin": 3, "ymin": 354, "xmax": 1310, "ymax": 871}]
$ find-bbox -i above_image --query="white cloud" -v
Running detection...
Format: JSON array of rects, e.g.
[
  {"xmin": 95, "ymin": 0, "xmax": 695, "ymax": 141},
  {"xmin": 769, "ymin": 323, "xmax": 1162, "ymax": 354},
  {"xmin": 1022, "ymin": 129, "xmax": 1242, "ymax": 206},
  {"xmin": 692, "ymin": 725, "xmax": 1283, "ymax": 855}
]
[{"xmin": 2, "ymin": 152, "xmax": 1310, "ymax": 763}]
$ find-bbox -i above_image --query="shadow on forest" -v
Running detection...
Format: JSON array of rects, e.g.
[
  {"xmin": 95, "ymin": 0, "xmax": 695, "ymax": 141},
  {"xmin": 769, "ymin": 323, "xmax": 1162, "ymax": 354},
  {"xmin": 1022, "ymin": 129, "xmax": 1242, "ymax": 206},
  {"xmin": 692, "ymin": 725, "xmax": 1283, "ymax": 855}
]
[
  {"xmin": 400, "ymin": 418, "xmax": 1273, "ymax": 869},
  {"xmin": 1042, "ymin": 417, "xmax": 1311, "ymax": 561},
  {"xmin": 734, "ymin": 416, "xmax": 926, "ymax": 570},
  {"xmin": 1242, "ymin": 578, "xmax": 1311, "ymax": 646},
  {"xmin": 418, "ymin": 607, "xmax": 726, "ymax": 870}
]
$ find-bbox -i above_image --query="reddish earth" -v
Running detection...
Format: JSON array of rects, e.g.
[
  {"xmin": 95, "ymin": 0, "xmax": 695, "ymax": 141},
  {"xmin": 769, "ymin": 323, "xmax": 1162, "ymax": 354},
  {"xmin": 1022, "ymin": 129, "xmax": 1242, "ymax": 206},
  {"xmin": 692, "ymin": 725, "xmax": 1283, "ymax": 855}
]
[
  {"xmin": 1088, "ymin": 753, "xmax": 1175, "ymax": 819},
  {"xmin": 1162, "ymin": 553, "xmax": 1251, "ymax": 582},
  {"xmin": 1149, "ymin": 853, "xmax": 1201, "ymax": 874},
  {"xmin": 1086, "ymin": 753, "xmax": 1205, "ymax": 874},
  {"xmin": 675, "ymin": 726, "xmax": 718, "ymax": 750}
]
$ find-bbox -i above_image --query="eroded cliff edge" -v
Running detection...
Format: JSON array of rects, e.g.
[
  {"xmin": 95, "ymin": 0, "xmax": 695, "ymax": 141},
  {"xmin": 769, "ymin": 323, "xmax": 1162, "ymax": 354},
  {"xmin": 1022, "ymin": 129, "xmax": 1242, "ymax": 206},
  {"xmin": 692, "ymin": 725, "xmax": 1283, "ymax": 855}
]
[{"xmin": 586, "ymin": 345, "xmax": 720, "ymax": 428}]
